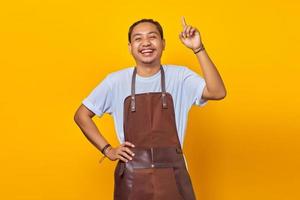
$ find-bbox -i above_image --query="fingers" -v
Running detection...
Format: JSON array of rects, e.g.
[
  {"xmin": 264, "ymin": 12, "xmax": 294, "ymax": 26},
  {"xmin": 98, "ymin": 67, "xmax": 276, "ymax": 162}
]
[
  {"xmin": 117, "ymin": 154, "xmax": 129, "ymax": 163},
  {"xmin": 190, "ymin": 27, "xmax": 196, "ymax": 37},
  {"xmin": 181, "ymin": 16, "xmax": 187, "ymax": 38},
  {"xmin": 179, "ymin": 32, "xmax": 184, "ymax": 40},
  {"xmin": 121, "ymin": 146, "xmax": 135, "ymax": 157},
  {"xmin": 119, "ymin": 148, "xmax": 134, "ymax": 161},
  {"xmin": 117, "ymin": 141, "xmax": 135, "ymax": 162},
  {"xmin": 121, "ymin": 141, "xmax": 135, "ymax": 148},
  {"xmin": 180, "ymin": 25, "xmax": 196, "ymax": 39},
  {"xmin": 186, "ymin": 26, "xmax": 192, "ymax": 37},
  {"xmin": 180, "ymin": 17, "xmax": 198, "ymax": 39},
  {"xmin": 183, "ymin": 25, "xmax": 188, "ymax": 38},
  {"xmin": 181, "ymin": 16, "xmax": 187, "ymax": 28}
]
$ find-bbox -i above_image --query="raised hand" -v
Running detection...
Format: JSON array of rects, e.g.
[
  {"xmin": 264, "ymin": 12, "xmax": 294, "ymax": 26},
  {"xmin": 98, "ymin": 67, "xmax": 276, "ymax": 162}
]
[{"xmin": 179, "ymin": 16, "xmax": 203, "ymax": 52}]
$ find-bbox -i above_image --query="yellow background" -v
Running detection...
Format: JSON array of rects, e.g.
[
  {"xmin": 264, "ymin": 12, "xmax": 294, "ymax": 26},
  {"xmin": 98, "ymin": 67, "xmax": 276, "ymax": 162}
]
[{"xmin": 1, "ymin": 0, "xmax": 299, "ymax": 199}]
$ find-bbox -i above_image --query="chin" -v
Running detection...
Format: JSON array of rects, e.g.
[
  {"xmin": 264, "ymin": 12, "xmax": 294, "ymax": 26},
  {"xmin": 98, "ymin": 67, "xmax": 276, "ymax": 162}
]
[
  {"xmin": 134, "ymin": 56, "xmax": 155, "ymax": 64},
  {"xmin": 140, "ymin": 59, "xmax": 160, "ymax": 65},
  {"xmin": 141, "ymin": 58, "xmax": 156, "ymax": 64}
]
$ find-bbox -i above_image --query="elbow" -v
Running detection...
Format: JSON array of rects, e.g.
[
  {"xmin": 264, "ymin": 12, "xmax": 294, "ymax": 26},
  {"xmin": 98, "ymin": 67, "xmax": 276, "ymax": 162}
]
[
  {"xmin": 74, "ymin": 105, "xmax": 94, "ymax": 125},
  {"xmin": 74, "ymin": 111, "xmax": 81, "ymax": 125},
  {"xmin": 210, "ymin": 89, "xmax": 226, "ymax": 100},
  {"xmin": 74, "ymin": 108, "xmax": 85, "ymax": 125},
  {"xmin": 216, "ymin": 90, "xmax": 227, "ymax": 100},
  {"xmin": 205, "ymin": 85, "xmax": 227, "ymax": 100}
]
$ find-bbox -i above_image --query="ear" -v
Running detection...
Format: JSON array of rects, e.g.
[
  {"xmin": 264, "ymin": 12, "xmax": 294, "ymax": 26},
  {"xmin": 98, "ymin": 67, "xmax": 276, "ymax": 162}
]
[
  {"xmin": 128, "ymin": 42, "xmax": 132, "ymax": 54},
  {"xmin": 162, "ymin": 39, "xmax": 166, "ymax": 51}
]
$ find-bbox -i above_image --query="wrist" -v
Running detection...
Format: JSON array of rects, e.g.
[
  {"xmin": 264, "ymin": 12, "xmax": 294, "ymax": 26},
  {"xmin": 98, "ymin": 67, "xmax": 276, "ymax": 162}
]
[
  {"xmin": 98, "ymin": 145, "xmax": 113, "ymax": 164},
  {"xmin": 192, "ymin": 43, "xmax": 205, "ymax": 54},
  {"xmin": 103, "ymin": 146, "xmax": 112, "ymax": 156},
  {"xmin": 101, "ymin": 143, "xmax": 111, "ymax": 155}
]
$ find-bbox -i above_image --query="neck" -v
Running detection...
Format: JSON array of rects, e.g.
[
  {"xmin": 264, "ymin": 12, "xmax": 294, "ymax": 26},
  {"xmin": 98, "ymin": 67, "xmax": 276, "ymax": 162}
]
[{"xmin": 136, "ymin": 62, "xmax": 161, "ymax": 77}]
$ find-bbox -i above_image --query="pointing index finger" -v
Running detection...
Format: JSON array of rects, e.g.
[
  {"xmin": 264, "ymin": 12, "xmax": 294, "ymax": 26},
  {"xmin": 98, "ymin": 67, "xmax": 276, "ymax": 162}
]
[{"xmin": 181, "ymin": 16, "xmax": 187, "ymax": 27}]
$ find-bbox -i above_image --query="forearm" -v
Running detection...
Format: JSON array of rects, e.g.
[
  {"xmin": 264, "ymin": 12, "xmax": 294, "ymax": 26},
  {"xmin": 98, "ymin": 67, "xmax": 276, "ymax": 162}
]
[
  {"xmin": 195, "ymin": 48, "xmax": 226, "ymax": 97},
  {"xmin": 75, "ymin": 115, "xmax": 110, "ymax": 152}
]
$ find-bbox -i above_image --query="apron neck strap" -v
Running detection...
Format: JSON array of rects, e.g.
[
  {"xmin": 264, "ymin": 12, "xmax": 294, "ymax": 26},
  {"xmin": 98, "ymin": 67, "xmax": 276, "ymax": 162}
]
[{"xmin": 131, "ymin": 65, "xmax": 168, "ymax": 112}]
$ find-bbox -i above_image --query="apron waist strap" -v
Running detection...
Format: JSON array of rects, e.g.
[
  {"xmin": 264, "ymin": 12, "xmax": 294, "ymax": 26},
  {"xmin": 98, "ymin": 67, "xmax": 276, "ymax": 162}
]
[{"xmin": 117, "ymin": 146, "xmax": 185, "ymax": 176}]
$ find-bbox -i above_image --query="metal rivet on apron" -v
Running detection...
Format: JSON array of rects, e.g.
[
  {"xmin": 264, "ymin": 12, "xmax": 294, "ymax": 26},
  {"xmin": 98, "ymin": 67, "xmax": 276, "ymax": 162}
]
[
  {"xmin": 131, "ymin": 95, "xmax": 136, "ymax": 112},
  {"xmin": 162, "ymin": 92, "xmax": 168, "ymax": 109}
]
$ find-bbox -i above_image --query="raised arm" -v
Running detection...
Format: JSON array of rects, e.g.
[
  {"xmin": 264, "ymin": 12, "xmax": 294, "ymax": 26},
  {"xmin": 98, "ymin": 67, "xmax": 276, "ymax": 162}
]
[{"xmin": 179, "ymin": 16, "xmax": 227, "ymax": 100}]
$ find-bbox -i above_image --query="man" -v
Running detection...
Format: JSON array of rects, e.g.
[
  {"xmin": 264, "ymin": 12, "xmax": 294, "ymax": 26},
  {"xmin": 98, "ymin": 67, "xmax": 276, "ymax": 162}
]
[{"xmin": 74, "ymin": 17, "xmax": 226, "ymax": 200}]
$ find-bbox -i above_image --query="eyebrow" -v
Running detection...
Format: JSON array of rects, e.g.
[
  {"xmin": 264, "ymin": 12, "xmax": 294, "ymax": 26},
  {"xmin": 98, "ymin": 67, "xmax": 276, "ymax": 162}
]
[{"xmin": 132, "ymin": 31, "xmax": 159, "ymax": 38}]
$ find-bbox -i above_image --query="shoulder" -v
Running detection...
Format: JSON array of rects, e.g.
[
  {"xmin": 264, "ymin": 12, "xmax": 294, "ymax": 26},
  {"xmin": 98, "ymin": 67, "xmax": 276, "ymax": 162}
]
[
  {"xmin": 163, "ymin": 64, "xmax": 187, "ymax": 72},
  {"xmin": 163, "ymin": 64, "xmax": 194, "ymax": 79},
  {"xmin": 163, "ymin": 64, "xmax": 186, "ymax": 76},
  {"xmin": 103, "ymin": 66, "xmax": 134, "ymax": 85},
  {"xmin": 167, "ymin": 64, "xmax": 202, "ymax": 76}
]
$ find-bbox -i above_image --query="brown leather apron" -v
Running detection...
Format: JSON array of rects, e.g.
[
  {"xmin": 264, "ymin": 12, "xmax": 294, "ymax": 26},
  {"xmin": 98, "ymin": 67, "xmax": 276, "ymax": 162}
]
[{"xmin": 114, "ymin": 65, "xmax": 197, "ymax": 200}]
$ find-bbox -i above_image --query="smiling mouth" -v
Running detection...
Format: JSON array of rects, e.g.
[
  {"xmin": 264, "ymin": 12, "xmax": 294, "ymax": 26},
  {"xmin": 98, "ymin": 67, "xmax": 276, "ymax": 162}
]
[{"xmin": 140, "ymin": 49, "xmax": 155, "ymax": 55}]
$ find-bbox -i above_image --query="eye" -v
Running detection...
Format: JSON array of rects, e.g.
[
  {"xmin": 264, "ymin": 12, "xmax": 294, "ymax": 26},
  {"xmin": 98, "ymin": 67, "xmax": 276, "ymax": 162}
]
[
  {"xmin": 149, "ymin": 35, "xmax": 156, "ymax": 39},
  {"xmin": 134, "ymin": 38, "xmax": 141, "ymax": 41}
]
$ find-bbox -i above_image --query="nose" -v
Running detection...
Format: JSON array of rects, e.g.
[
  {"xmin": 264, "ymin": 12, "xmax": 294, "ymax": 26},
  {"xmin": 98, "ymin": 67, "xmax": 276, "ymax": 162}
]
[{"xmin": 141, "ymin": 38, "xmax": 151, "ymax": 46}]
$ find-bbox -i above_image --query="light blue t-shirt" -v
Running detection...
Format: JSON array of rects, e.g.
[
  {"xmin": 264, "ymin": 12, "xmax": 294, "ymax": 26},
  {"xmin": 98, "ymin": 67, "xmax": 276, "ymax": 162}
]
[{"xmin": 82, "ymin": 64, "xmax": 207, "ymax": 148}]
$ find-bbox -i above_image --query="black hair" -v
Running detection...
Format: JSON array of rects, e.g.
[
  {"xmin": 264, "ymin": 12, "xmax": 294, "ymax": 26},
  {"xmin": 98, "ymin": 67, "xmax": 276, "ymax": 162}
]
[{"xmin": 128, "ymin": 19, "xmax": 164, "ymax": 43}]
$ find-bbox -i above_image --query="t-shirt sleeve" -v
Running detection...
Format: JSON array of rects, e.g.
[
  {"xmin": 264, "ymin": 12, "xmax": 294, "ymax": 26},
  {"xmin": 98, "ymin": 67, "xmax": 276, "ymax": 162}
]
[
  {"xmin": 81, "ymin": 75, "xmax": 113, "ymax": 117},
  {"xmin": 182, "ymin": 67, "xmax": 208, "ymax": 108}
]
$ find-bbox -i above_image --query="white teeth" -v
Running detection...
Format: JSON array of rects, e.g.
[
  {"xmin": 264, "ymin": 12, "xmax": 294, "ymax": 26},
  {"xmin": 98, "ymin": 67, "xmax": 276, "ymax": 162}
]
[{"xmin": 141, "ymin": 49, "xmax": 154, "ymax": 54}]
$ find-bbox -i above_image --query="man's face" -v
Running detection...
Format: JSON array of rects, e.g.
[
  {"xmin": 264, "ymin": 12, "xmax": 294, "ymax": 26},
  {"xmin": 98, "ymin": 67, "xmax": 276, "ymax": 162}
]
[{"xmin": 128, "ymin": 22, "xmax": 165, "ymax": 65}]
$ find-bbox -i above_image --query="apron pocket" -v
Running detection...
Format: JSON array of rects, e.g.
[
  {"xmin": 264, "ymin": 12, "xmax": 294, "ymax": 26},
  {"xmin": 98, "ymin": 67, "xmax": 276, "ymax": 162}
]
[
  {"xmin": 114, "ymin": 161, "xmax": 133, "ymax": 200},
  {"xmin": 129, "ymin": 168, "xmax": 154, "ymax": 199},
  {"xmin": 129, "ymin": 167, "xmax": 184, "ymax": 200}
]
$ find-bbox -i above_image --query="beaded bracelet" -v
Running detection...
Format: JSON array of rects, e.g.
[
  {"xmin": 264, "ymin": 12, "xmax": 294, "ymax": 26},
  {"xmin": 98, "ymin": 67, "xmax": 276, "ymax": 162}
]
[
  {"xmin": 193, "ymin": 43, "xmax": 205, "ymax": 54},
  {"xmin": 99, "ymin": 144, "xmax": 112, "ymax": 164},
  {"xmin": 101, "ymin": 143, "xmax": 111, "ymax": 155}
]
